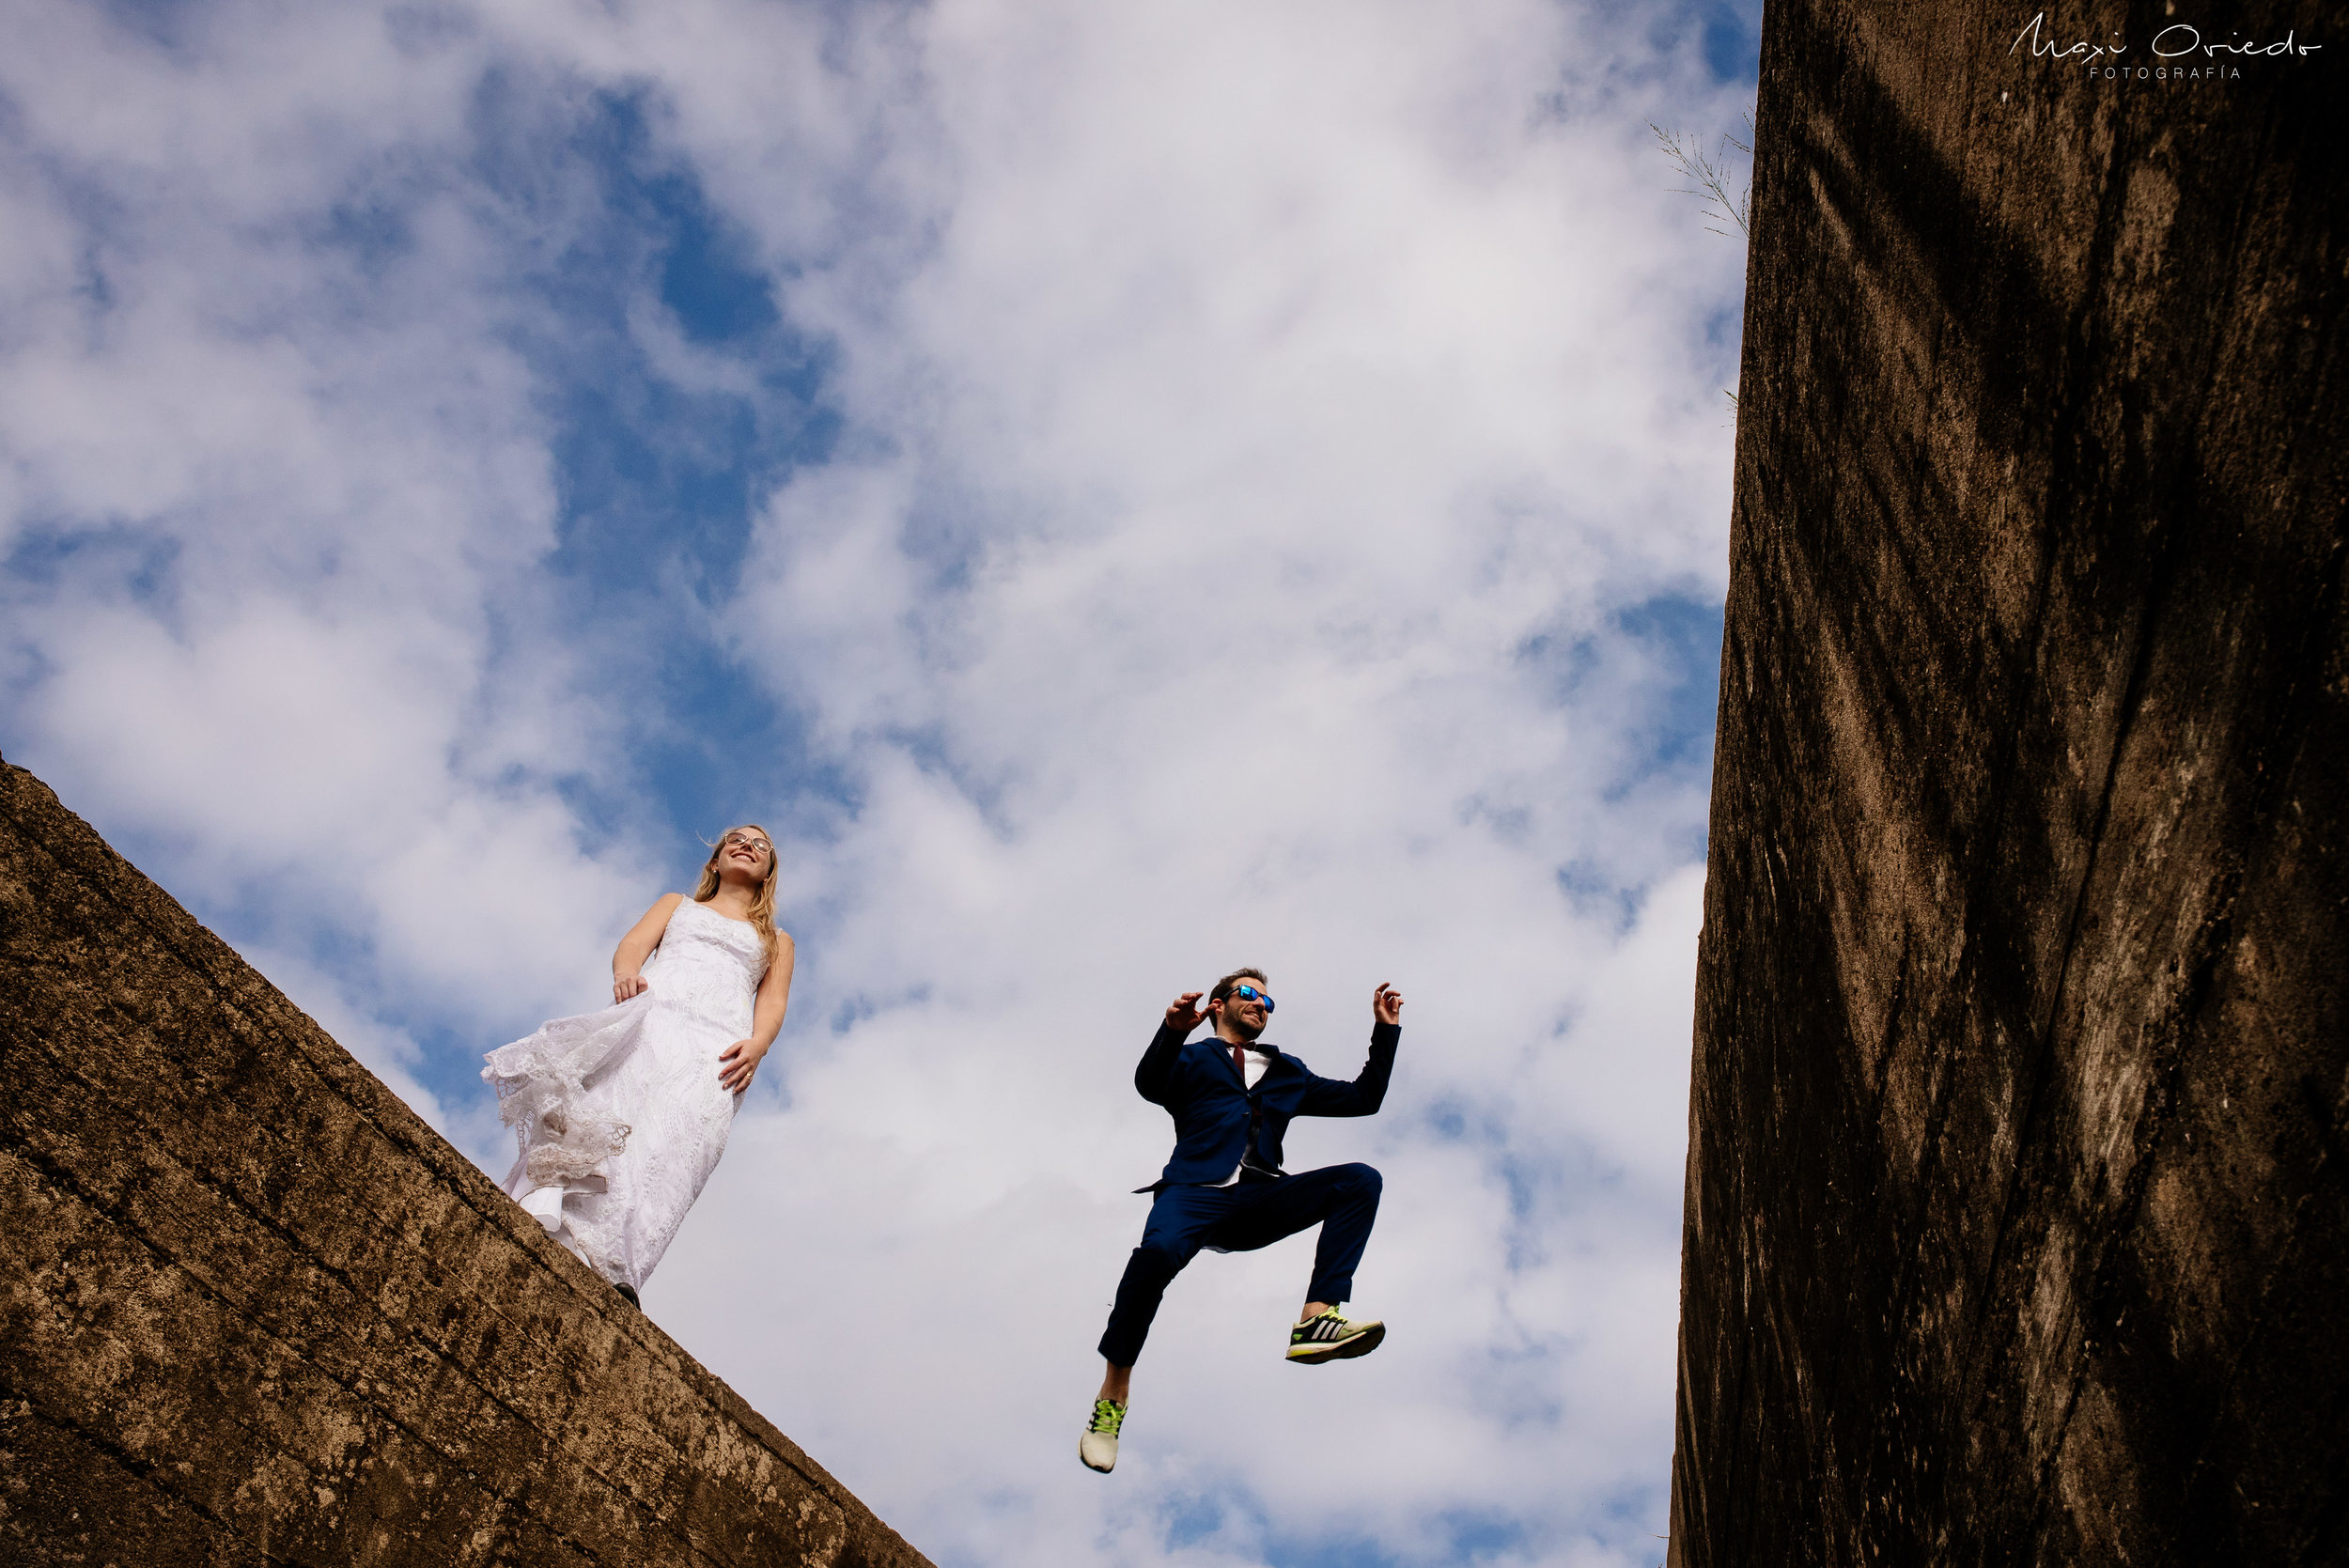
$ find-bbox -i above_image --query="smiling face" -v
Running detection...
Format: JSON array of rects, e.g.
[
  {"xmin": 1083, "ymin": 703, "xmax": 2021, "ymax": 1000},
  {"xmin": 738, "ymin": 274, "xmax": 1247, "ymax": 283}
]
[
  {"xmin": 1208, "ymin": 971, "xmax": 1271, "ymax": 1044},
  {"xmin": 711, "ymin": 826, "xmax": 775, "ymax": 888}
]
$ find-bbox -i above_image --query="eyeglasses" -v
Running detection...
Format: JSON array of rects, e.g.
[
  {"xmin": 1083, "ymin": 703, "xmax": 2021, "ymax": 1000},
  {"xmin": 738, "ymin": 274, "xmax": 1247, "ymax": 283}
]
[
  {"xmin": 721, "ymin": 833, "xmax": 772, "ymax": 857},
  {"xmin": 1225, "ymin": 985, "xmax": 1275, "ymax": 1013}
]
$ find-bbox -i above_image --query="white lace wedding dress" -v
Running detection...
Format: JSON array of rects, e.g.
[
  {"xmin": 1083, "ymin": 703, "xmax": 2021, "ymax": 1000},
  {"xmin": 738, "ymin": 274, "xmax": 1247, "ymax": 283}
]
[{"xmin": 482, "ymin": 898, "xmax": 768, "ymax": 1291}]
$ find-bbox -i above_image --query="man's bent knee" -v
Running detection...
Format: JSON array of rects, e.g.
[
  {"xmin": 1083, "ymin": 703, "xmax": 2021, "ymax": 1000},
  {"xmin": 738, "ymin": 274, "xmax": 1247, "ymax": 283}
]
[{"xmin": 1129, "ymin": 1240, "xmax": 1193, "ymax": 1277}]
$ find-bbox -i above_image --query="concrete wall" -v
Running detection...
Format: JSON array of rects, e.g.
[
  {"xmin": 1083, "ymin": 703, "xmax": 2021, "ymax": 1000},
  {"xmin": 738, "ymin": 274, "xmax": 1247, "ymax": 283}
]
[
  {"xmin": 1670, "ymin": 1, "xmax": 2345, "ymax": 1563},
  {"xmin": 0, "ymin": 757, "xmax": 931, "ymax": 1568}
]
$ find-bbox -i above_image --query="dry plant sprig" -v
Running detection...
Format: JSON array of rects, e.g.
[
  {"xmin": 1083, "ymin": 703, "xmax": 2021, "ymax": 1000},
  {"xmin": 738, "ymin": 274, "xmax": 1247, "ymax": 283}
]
[{"xmin": 1650, "ymin": 117, "xmax": 1753, "ymax": 240}]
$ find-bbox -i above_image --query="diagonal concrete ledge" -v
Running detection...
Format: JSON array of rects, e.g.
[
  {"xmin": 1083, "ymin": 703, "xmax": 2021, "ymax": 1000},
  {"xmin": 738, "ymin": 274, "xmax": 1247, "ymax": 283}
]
[{"xmin": 0, "ymin": 754, "xmax": 932, "ymax": 1568}]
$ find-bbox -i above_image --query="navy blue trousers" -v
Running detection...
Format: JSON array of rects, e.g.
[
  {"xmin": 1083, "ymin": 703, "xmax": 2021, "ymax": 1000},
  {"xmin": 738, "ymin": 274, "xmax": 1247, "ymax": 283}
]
[{"xmin": 1097, "ymin": 1162, "xmax": 1382, "ymax": 1367}]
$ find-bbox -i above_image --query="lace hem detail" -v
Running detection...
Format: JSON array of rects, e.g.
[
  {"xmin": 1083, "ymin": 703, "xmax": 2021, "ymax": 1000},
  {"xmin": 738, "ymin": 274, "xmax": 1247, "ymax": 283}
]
[{"xmin": 481, "ymin": 992, "xmax": 650, "ymax": 1193}]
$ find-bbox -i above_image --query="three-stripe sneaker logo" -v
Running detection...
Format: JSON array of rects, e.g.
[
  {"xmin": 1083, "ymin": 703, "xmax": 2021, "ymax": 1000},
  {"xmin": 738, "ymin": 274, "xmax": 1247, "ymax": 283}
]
[{"xmin": 1285, "ymin": 1309, "xmax": 1387, "ymax": 1363}]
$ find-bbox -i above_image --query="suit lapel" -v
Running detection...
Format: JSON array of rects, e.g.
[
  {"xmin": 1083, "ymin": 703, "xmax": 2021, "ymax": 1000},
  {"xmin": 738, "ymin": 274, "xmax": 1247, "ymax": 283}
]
[
  {"xmin": 1256, "ymin": 1049, "xmax": 1298, "ymax": 1098},
  {"xmin": 1242, "ymin": 1044, "xmax": 1294, "ymax": 1092}
]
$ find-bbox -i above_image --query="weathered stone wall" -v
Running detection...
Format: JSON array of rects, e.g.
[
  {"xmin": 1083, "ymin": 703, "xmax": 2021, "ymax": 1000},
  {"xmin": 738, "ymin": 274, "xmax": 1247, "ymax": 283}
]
[
  {"xmin": 1671, "ymin": 1, "xmax": 2345, "ymax": 1564},
  {"xmin": 0, "ymin": 757, "xmax": 930, "ymax": 1568}
]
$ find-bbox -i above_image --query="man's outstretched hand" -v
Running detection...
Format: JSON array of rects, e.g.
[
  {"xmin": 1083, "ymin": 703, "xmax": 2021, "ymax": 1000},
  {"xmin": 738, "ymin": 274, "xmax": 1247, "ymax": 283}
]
[
  {"xmin": 1165, "ymin": 991, "xmax": 1206, "ymax": 1031},
  {"xmin": 1373, "ymin": 982, "xmax": 1404, "ymax": 1027}
]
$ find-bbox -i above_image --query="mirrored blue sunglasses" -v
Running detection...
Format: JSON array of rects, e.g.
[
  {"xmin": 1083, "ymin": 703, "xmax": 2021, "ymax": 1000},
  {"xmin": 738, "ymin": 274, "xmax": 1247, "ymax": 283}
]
[{"xmin": 1226, "ymin": 984, "xmax": 1275, "ymax": 1013}]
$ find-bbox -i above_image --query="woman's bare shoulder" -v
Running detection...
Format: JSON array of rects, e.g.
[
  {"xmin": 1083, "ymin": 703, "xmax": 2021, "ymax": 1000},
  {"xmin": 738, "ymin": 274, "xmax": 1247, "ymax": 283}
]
[{"xmin": 635, "ymin": 891, "xmax": 689, "ymax": 926}]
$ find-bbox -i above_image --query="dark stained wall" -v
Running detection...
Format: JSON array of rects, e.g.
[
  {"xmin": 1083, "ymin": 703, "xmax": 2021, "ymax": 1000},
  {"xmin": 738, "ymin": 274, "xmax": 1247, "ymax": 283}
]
[
  {"xmin": 1670, "ymin": 1, "xmax": 2345, "ymax": 1563},
  {"xmin": 0, "ymin": 757, "xmax": 931, "ymax": 1568}
]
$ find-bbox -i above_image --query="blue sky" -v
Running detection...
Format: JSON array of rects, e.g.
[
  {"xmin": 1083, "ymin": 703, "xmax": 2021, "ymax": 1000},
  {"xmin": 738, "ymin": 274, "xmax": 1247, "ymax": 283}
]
[{"xmin": 1, "ymin": 2, "xmax": 1756, "ymax": 1563}]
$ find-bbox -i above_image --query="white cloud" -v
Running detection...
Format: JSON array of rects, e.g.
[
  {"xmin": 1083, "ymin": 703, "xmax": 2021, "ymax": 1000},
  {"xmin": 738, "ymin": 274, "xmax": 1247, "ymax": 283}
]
[
  {"xmin": 0, "ymin": 0, "xmax": 659, "ymax": 1034},
  {"xmin": 0, "ymin": 0, "xmax": 1748, "ymax": 1562},
  {"xmin": 654, "ymin": 4, "xmax": 1738, "ymax": 1562}
]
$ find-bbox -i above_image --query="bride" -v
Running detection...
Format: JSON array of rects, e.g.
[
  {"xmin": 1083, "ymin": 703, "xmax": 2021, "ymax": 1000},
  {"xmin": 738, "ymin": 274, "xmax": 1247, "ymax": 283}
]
[{"xmin": 483, "ymin": 827, "xmax": 796, "ymax": 1304}]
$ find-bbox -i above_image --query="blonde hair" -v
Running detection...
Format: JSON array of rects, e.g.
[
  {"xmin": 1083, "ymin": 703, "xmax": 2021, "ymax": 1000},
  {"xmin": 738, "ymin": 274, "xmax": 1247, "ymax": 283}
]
[{"xmin": 694, "ymin": 824, "xmax": 783, "ymax": 970}]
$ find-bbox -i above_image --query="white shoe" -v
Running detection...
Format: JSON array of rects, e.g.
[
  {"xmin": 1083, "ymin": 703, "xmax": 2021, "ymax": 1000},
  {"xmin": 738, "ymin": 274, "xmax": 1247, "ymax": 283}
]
[
  {"xmin": 519, "ymin": 1184, "xmax": 566, "ymax": 1234},
  {"xmin": 1287, "ymin": 1307, "xmax": 1385, "ymax": 1363},
  {"xmin": 1080, "ymin": 1399, "xmax": 1125, "ymax": 1473}
]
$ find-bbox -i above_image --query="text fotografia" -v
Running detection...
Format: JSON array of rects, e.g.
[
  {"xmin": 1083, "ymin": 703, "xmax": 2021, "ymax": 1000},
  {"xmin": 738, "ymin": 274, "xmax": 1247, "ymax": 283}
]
[{"xmin": 2011, "ymin": 13, "xmax": 2320, "ymax": 80}]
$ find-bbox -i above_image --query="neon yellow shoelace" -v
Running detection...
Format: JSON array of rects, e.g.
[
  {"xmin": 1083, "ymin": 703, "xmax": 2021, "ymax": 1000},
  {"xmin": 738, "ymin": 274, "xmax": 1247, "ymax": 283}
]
[{"xmin": 1089, "ymin": 1399, "xmax": 1126, "ymax": 1436}]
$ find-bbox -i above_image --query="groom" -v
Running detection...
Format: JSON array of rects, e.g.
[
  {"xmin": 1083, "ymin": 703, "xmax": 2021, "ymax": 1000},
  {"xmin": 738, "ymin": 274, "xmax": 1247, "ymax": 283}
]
[{"xmin": 1081, "ymin": 968, "xmax": 1403, "ymax": 1473}]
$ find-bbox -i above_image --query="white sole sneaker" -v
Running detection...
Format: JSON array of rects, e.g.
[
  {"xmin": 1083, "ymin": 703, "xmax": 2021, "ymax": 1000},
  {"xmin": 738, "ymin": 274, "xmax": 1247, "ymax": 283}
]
[
  {"xmin": 1080, "ymin": 1400, "xmax": 1125, "ymax": 1473},
  {"xmin": 1286, "ymin": 1312, "xmax": 1386, "ymax": 1364}
]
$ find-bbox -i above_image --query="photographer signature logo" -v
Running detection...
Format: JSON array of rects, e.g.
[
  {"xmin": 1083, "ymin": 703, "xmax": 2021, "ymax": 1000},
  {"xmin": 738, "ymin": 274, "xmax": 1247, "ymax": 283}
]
[{"xmin": 2011, "ymin": 11, "xmax": 2321, "ymax": 82}]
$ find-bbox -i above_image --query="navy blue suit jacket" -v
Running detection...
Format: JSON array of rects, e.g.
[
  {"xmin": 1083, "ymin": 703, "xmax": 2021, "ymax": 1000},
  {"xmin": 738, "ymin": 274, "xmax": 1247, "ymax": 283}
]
[{"xmin": 1132, "ymin": 1018, "xmax": 1400, "ymax": 1191}]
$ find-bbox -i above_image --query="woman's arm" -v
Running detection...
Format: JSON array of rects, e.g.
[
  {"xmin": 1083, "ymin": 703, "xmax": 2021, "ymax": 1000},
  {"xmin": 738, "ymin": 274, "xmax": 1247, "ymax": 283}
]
[
  {"xmin": 719, "ymin": 932, "xmax": 797, "ymax": 1094},
  {"xmin": 612, "ymin": 893, "xmax": 686, "ymax": 1003}
]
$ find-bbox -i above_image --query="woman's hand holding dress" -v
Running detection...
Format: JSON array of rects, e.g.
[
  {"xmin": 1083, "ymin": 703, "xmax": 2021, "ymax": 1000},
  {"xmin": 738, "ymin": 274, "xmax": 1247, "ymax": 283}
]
[{"xmin": 610, "ymin": 893, "xmax": 684, "ymax": 1007}]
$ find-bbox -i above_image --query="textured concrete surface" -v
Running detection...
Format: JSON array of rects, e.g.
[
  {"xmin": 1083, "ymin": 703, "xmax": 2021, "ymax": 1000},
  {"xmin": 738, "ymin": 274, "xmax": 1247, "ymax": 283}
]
[
  {"xmin": 0, "ymin": 756, "xmax": 931, "ymax": 1568},
  {"xmin": 1670, "ymin": 1, "xmax": 2346, "ymax": 1564}
]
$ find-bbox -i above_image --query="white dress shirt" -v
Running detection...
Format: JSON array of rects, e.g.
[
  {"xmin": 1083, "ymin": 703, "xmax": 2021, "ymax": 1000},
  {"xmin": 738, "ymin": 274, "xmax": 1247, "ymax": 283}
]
[{"xmin": 1212, "ymin": 1042, "xmax": 1276, "ymax": 1187}]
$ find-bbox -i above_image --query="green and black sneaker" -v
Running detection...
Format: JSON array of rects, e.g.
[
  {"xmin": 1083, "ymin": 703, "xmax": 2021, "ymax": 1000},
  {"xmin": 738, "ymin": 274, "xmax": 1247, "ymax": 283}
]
[
  {"xmin": 1287, "ymin": 1307, "xmax": 1385, "ymax": 1364},
  {"xmin": 1080, "ymin": 1398, "xmax": 1126, "ymax": 1472}
]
